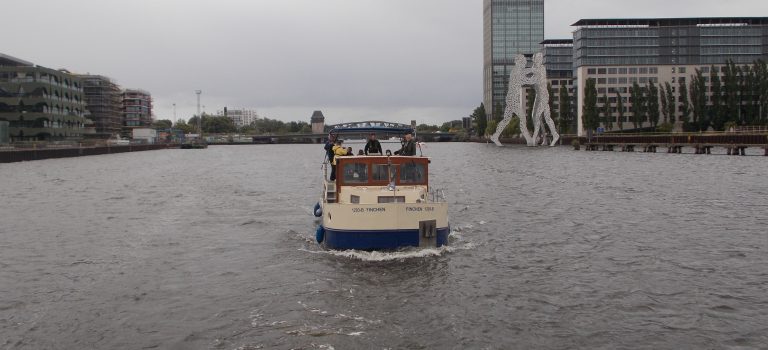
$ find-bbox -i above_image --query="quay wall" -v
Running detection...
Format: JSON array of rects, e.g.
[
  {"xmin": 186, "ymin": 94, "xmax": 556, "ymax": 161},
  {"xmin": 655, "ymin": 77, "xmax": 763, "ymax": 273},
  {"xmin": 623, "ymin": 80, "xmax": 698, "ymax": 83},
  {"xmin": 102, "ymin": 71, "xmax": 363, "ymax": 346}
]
[{"xmin": 0, "ymin": 144, "xmax": 178, "ymax": 163}]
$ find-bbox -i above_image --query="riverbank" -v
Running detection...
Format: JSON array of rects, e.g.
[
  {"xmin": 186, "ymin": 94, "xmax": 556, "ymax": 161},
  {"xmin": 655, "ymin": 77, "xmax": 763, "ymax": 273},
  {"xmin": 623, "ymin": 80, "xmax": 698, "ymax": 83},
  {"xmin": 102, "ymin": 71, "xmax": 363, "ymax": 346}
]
[{"xmin": 0, "ymin": 143, "xmax": 179, "ymax": 163}]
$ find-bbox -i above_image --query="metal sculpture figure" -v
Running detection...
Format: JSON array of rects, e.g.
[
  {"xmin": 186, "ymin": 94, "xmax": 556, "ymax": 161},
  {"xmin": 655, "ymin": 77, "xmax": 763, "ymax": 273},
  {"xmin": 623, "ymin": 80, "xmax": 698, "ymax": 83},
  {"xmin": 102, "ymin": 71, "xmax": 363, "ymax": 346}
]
[
  {"xmin": 491, "ymin": 53, "xmax": 559, "ymax": 147},
  {"xmin": 531, "ymin": 53, "xmax": 560, "ymax": 147}
]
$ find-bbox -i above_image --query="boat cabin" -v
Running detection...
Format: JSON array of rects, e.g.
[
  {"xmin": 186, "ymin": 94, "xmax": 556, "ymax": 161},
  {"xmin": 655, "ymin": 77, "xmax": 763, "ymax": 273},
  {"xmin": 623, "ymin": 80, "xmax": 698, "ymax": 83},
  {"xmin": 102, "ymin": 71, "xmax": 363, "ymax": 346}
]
[{"xmin": 327, "ymin": 156, "xmax": 430, "ymax": 205}]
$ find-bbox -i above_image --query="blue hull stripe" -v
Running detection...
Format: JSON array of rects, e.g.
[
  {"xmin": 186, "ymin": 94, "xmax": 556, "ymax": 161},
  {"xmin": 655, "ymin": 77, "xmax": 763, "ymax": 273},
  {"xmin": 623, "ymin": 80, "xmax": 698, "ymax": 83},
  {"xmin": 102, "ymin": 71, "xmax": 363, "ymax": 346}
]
[{"xmin": 323, "ymin": 227, "xmax": 450, "ymax": 250}]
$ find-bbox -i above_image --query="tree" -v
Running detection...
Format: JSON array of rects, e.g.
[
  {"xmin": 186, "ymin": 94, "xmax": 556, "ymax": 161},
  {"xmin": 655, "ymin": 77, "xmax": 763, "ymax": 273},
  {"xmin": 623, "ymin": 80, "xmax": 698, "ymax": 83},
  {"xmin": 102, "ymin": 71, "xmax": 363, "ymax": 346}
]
[
  {"xmin": 152, "ymin": 119, "xmax": 173, "ymax": 129},
  {"xmin": 690, "ymin": 69, "xmax": 708, "ymax": 131},
  {"xmin": 493, "ymin": 102, "xmax": 503, "ymax": 123},
  {"xmin": 558, "ymin": 85, "xmax": 571, "ymax": 134},
  {"xmin": 486, "ymin": 119, "xmax": 498, "ymax": 137},
  {"xmin": 630, "ymin": 82, "xmax": 644, "ymax": 129},
  {"xmin": 174, "ymin": 119, "xmax": 195, "ymax": 134},
  {"xmin": 601, "ymin": 92, "xmax": 612, "ymax": 131},
  {"xmin": 416, "ymin": 124, "xmax": 439, "ymax": 132},
  {"xmin": 616, "ymin": 91, "xmax": 625, "ymax": 130},
  {"xmin": 722, "ymin": 60, "xmax": 740, "ymax": 128},
  {"xmin": 647, "ymin": 81, "xmax": 660, "ymax": 128},
  {"xmin": 501, "ymin": 116, "xmax": 521, "ymax": 138},
  {"xmin": 660, "ymin": 83, "xmax": 670, "ymax": 124},
  {"xmin": 709, "ymin": 65, "xmax": 723, "ymax": 130},
  {"xmin": 470, "ymin": 103, "xmax": 487, "ymax": 137},
  {"xmin": 679, "ymin": 79, "xmax": 691, "ymax": 126},
  {"xmin": 665, "ymin": 82, "xmax": 676, "ymax": 124},
  {"xmin": 582, "ymin": 78, "xmax": 599, "ymax": 132}
]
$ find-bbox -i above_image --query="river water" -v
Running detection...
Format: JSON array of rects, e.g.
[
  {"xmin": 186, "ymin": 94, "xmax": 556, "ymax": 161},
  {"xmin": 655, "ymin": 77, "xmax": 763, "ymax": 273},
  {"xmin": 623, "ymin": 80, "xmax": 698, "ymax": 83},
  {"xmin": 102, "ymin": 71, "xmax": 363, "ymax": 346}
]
[{"xmin": 1, "ymin": 143, "xmax": 767, "ymax": 349}]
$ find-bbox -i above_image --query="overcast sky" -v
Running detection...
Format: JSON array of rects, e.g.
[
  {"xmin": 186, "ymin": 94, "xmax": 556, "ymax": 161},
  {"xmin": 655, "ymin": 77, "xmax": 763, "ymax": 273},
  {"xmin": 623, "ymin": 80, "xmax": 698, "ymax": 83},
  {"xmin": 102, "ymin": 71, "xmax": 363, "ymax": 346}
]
[{"xmin": 3, "ymin": 0, "xmax": 767, "ymax": 125}]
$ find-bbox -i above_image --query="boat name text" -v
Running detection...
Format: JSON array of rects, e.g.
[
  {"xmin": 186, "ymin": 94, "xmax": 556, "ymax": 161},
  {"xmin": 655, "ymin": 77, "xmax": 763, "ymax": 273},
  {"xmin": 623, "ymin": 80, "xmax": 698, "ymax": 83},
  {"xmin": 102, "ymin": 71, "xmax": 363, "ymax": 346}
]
[{"xmin": 352, "ymin": 207, "xmax": 386, "ymax": 213}]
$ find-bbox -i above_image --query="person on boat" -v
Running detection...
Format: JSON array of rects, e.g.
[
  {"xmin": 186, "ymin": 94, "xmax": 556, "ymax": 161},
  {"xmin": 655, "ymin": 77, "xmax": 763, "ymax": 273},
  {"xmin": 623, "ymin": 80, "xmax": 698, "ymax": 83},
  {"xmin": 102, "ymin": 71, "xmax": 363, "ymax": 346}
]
[
  {"xmin": 324, "ymin": 133, "xmax": 337, "ymax": 180},
  {"xmin": 357, "ymin": 150, "xmax": 364, "ymax": 155},
  {"xmin": 394, "ymin": 132, "xmax": 417, "ymax": 156},
  {"xmin": 346, "ymin": 147, "xmax": 353, "ymax": 156},
  {"xmin": 385, "ymin": 150, "xmax": 392, "ymax": 156},
  {"xmin": 330, "ymin": 139, "xmax": 347, "ymax": 181},
  {"xmin": 364, "ymin": 133, "xmax": 382, "ymax": 155}
]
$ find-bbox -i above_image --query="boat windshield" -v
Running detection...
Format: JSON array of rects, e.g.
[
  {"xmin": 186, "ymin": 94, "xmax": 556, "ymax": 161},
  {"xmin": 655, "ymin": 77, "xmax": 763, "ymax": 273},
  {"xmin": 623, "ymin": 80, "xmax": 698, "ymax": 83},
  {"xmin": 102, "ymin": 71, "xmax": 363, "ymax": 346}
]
[{"xmin": 336, "ymin": 156, "xmax": 428, "ymax": 187}]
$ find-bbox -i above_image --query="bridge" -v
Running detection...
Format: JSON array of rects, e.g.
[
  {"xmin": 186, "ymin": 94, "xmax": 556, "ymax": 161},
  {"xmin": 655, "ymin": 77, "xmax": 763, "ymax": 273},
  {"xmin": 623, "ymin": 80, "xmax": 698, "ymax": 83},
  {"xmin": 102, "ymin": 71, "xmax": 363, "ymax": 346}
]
[{"xmin": 245, "ymin": 121, "xmax": 457, "ymax": 144}]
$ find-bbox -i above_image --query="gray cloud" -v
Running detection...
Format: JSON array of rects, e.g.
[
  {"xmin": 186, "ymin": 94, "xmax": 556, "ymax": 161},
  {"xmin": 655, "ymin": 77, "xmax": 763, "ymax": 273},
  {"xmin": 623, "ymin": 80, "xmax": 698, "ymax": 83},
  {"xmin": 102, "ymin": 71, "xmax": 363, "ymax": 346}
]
[{"xmin": 3, "ymin": 0, "xmax": 767, "ymax": 125}]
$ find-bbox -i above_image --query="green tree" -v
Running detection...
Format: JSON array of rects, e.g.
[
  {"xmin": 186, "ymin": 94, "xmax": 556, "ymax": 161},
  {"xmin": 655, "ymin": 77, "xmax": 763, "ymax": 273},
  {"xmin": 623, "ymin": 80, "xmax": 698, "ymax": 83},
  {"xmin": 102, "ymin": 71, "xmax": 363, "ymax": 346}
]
[
  {"xmin": 690, "ymin": 69, "xmax": 708, "ymax": 131},
  {"xmin": 416, "ymin": 124, "xmax": 439, "ymax": 132},
  {"xmin": 679, "ymin": 79, "xmax": 691, "ymax": 126},
  {"xmin": 709, "ymin": 65, "xmax": 723, "ymax": 130},
  {"xmin": 660, "ymin": 83, "xmax": 670, "ymax": 124},
  {"xmin": 470, "ymin": 103, "xmax": 487, "ymax": 137},
  {"xmin": 558, "ymin": 85, "xmax": 571, "ymax": 134},
  {"xmin": 493, "ymin": 102, "xmax": 503, "ymax": 123},
  {"xmin": 647, "ymin": 81, "xmax": 660, "ymax": 128},
  {"xmin": 174, "ymin": 119, "xmax": 196, "ymax": 134},
  {"xmin": 630, "ymin": 82, "xmax": 644, "ymax": 129},
  {"xmin": 601, "ymin": 92, "xmax": 612, "ymax": 131},
  {"xmin": 722, "ymin": 60, "xmax": 740, "ymax": 128},
  {"xmin": 501, "ymin": 116, "xmax": 521, "ymax": 138},
  {"xmin": 665, "ymin": 82, "xmax": 676, "ymax": 123},
  {"xmin": 616, "ymin": 91, "xmax": 624, "ymax": 130},
  {"xmin": 152, "ymin": 119, "xmax": 173, "ymax": 129},
  {"xmin": 582, "ymin": 78, "xmax": 599, "ymax": 132},
  {"xmin": 486, "ymin": 119, "xmax": 498, "ymax": 137}
]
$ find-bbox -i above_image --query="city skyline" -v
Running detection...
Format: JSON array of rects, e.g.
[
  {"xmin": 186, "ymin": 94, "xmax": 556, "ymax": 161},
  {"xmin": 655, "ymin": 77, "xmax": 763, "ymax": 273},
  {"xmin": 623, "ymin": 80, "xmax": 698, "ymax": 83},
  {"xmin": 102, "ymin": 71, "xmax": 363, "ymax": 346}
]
[{"xmin": 3, "ymin": 0, "xmax": 768, "ymax": 125}]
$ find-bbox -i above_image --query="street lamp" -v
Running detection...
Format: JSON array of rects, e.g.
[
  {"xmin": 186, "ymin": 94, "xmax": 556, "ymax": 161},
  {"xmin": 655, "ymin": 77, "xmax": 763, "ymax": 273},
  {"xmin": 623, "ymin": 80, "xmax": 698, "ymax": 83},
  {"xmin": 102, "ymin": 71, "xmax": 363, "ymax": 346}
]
[{"xmin": 195, "ymin": 90, "xmax": 202, "ymax": 138}]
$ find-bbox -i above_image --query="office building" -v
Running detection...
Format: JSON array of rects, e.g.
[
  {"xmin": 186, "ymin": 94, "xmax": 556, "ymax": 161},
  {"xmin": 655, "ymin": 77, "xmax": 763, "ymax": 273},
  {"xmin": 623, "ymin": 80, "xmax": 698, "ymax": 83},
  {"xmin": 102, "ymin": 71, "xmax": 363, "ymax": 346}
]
[
  {"xmin": 219, "ymin": 108, "xmax": 258, "ymax": 128},
  {"xmin": 0, "ymin": 53, "xmax": 88, "ymax": 141},
  {"xmin": 483, "ymin": 0, "xmax": 545, "ymax": 120},
  {"xmin": 573, "ymin": 17, "xmax": 768, "ymax": 135},
  {"xmin": 542, "ymin": 39, "xmax": 576, "ymax": 132}
]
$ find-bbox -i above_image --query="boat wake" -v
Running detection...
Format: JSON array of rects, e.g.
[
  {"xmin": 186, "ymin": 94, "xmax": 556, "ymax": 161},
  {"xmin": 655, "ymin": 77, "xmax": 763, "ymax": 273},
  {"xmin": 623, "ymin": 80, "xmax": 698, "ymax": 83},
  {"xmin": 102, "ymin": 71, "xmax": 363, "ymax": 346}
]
[{"xmin": 299, "ymin": 227, "xmax": 475, "ymax": 262}]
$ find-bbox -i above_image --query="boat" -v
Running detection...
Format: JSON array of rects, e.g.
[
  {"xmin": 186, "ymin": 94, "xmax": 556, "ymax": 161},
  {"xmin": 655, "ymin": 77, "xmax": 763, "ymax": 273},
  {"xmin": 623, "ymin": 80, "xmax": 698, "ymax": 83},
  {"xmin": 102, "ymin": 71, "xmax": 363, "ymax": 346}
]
[{"xmin": 313, "ymin": 123, "xmax": 449, "ymax": 250}]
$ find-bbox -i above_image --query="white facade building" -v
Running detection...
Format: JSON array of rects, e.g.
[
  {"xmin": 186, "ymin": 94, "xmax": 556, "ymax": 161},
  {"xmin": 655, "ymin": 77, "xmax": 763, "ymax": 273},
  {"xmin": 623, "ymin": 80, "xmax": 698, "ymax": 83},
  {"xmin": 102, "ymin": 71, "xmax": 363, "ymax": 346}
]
[{"xmin": 218, "ymin": 108, "xmax": 258, "ymax": 128}]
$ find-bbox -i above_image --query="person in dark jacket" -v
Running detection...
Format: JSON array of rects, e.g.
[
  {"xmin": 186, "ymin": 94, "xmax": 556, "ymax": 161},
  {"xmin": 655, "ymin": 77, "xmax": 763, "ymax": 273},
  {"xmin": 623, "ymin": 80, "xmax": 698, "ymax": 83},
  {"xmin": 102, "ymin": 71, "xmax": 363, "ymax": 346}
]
[
  {"xmin": 364, "ymin": 133, "xmax": 383, "ymax": 155},
  {"xmin": 395, "ymin": 132, "xmax": 417, "ymax": 156},
  {"xmin": 324, "ymin": 133, "xmax": 337, "ymax": 180}
]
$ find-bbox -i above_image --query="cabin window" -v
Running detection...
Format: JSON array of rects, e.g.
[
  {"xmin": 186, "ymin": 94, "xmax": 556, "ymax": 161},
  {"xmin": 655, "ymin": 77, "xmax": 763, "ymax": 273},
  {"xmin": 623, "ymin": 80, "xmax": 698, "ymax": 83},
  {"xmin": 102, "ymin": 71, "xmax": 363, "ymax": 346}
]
[
  {"xmin": 378, "ymin": 196, "xmax": 405, "ymax": 203},
  {"xmin": 373, "ymin": 164, "xmax": 398, "ymax": 182},
  {"xmin": 350, "ymin": 195, "xmax": 360, "ymax": 204},
  {"xmin": 399, "ymin": 163, "xmax": 426, "ymax": 184},
  {"xmin": 343, "ymin": 163, "xmax": 368, "ymax": 183}
]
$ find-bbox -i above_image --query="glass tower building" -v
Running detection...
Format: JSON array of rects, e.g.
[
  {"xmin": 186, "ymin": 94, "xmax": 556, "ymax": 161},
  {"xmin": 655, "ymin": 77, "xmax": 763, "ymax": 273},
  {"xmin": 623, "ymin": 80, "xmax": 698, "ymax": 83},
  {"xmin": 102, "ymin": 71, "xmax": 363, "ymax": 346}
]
[{"xmin": 483, "ymin": 0, "xmax": 545, "ymax": 121}]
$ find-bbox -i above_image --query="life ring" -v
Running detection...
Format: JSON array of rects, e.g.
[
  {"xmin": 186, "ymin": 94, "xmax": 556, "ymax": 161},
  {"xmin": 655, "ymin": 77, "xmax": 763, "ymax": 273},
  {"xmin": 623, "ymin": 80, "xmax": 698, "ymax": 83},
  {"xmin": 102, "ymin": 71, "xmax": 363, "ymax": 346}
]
[
  {"xmin": 313, "ymin": 202, "xmax": 322, "ymax": 217},
  {"xmin": 315, "ymin": 225, "xmax": 325, "ymax": 244}
]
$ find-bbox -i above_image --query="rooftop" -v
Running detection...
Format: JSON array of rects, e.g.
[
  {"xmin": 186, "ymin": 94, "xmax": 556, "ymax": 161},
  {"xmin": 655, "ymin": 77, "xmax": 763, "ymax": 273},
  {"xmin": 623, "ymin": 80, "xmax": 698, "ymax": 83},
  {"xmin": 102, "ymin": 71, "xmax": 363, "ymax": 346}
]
[
  {"xmin": 0, "ymin": 53, "xmax": 34, "ymax": 67},
  {"xmin": 541, "ymin": 39, "xmax": 573, "ymax": 45},
  {"xmin": 573, "ymin": 17, "xmax": 768, "ymax": 27}
]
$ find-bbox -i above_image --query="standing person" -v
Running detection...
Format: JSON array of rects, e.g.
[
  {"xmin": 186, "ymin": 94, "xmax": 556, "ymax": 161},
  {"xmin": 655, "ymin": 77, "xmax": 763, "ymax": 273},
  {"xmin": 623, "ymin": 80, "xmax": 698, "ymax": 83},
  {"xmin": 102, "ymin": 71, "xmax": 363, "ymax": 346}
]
[
  {"xmin": 364, "ymin": 133, "xmax": 383, "ymax": 155},
  {"xmin": 330, "ymin": 139, "xmax": 347, "ymax": 181},
  {"xmin": 395, "ymin": 132, "xmax": 417, "ymax": 156},
  {"xmin": 324, "ymin": 133, "xmax": 336, "ymax": 162}
]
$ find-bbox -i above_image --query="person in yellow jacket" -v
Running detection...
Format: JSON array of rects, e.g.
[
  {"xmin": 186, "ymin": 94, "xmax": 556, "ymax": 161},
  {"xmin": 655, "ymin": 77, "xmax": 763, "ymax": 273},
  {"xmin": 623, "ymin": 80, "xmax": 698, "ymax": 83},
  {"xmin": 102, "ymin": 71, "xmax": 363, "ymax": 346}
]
[{"xmin": 330, "ymin": 139, "xmax": 348, "ymax": 181}]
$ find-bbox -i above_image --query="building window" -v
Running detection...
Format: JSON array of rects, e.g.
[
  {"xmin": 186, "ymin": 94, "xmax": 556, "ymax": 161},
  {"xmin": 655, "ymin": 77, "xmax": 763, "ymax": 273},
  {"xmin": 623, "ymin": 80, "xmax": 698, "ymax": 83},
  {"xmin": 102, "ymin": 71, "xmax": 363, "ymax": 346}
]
[
  {"xmin": 588, "ymin": 68, "xmax": 597, "ymax": 74},
  {"xmin": 649, "ymin": 67, "xmax": 658, "ymax": 74},
  {"xmin": 598, "ymin": 68, "xmax": 607, "ymax": 75},
  {"xmin": 639, "ymin": 67, "xmax": 649, "ymax": 74},
  {"xmin": 608, "ymin": 68, "xmax": 617, "ymax": 74},
  {"xmin": 618, "ymin": 68, "xmax": 628, "ymax": 74},
  {"xmin": 679, "ymin": 67, "xmax": 686, "ymax": 74},
  {"xmin": 629, "ymin": 68, "xmax": 638, "ymax": 74}
]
